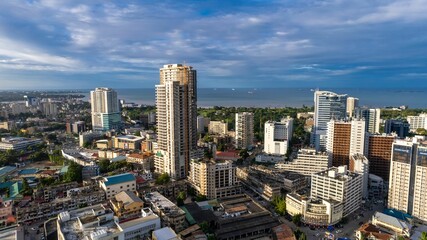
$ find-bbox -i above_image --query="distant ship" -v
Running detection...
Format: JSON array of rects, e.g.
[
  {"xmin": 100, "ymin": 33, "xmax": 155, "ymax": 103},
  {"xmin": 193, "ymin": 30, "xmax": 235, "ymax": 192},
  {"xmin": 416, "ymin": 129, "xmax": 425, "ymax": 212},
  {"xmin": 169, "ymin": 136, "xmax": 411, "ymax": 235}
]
[
  {"xmin": 248, "ymin": 91, "xmax": 253, "ymax": 94},
  {"xmin": 232, "ymin": 88, "xmax": 235, "ymax": 91}
]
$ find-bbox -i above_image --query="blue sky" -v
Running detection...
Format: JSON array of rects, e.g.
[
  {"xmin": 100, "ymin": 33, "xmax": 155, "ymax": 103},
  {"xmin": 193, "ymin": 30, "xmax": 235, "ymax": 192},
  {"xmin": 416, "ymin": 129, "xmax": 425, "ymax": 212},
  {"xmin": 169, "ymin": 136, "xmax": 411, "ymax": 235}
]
[{"xmin": 0, "ymin": 0, "xmax": 426, "ymax": 89}]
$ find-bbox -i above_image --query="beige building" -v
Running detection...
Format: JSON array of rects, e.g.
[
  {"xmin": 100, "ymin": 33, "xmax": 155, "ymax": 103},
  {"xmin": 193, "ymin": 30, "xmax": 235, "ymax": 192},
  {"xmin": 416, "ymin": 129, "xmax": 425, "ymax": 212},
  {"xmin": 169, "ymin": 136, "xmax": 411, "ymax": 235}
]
[
  {"xmin": 110, "ymin": 191, "xmax": 144, "ymax": 221},
  {"xmin": 275, "ymin": 148, "xmax": 330, "ymax": 176},
  {"xmin": 235, "ymin": 112, "xmax": 254, "ymax": 149},
  {"xmin": 208, "ymin": 121, "xmax": 228, "ymax": 136},
  {"xmin": 0, "ymin": 121, "xmax": 14, "ymax": 131},
  {"xmin": 346, "ymin": 97, "xmax": 359, "ymax": 118},
  {"xmin": 286, "ymin": 193, "xmax": 343, "ymax": 226},
  {"xmin": 127, "ymin": 152, "xmax": 154, "ymax": 171},
  {"xmin": 145, "ymin": 192, "xmax": 186, "ymax": 232},
  {"xmin": 99, "ymin": 173, "xmax": 136, "ymax": 199},
  {"xmin": 155, "ymin": 64, "xmax": 198, "ymax": 180},
  {"xmin": 188, "ymin": 158, "xmax": 241, "ymax": 199},
  {"xmin": 113, "ymin": 135, "xmax": 144, "ymax": 150},
  {"xmin": 311, "ymin": 166, "xmax": 362, "ymax": 217}
]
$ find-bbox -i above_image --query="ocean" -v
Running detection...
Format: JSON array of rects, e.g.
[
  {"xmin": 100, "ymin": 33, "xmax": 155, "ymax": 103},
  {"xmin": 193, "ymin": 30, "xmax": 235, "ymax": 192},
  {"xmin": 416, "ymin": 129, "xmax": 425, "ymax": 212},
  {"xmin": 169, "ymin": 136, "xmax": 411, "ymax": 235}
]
[{"xmin": 81, "ymin": 88, "xmax": 427, "ymax": 109}]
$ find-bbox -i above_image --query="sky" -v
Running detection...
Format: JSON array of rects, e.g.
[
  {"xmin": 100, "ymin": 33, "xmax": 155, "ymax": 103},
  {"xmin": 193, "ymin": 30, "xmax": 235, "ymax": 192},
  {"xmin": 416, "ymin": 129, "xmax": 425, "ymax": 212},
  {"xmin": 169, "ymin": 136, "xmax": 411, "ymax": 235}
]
[{"xmin": 0, "ymin": 0, "xmax": 426, "ymax": 90}]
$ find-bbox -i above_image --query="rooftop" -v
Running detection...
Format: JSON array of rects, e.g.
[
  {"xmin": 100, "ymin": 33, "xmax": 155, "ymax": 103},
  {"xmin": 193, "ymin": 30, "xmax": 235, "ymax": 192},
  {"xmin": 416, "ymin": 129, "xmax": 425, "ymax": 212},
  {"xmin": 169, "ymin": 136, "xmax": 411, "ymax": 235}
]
[
  {"xmin": 373, "ymin": 211, "xmax": 411, "ymax": 231},
  {"xmin": 314, "ymin": 166, "xmax": 360, "ymax": 181},
  {"xmin": 153, "ymin": 227, "xmax": 178, "ymax": 240},
  {"xmin": 0, "ymin": 166, "xmax": 16, "ymax": 176},
  {"xmin": 114, "ymin": 191, "xmax": 143, "ymax": 207},
  {"xmin": 18, "ymin": 168, "xmax": 38, "ymax": 175},
  {"xmin": 103, "ymin": 173, "xmax": 136, "ymax": 186},
  {"xmin": 115, "ymin": 135, "xmax": 144, "ymax": 142},
  {"xmin": 145, "ymin": 192, "xmax": 185, "ymax": 217}
]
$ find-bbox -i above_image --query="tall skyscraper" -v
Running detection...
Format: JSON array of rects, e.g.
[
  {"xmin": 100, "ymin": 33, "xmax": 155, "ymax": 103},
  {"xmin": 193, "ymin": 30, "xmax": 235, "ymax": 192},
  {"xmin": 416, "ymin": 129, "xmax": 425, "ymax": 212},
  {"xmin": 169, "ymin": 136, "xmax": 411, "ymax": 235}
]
[
  {"xmin": 388, "ymin": 138, "xmax": 427, "ymax": 222},
  {"xmin": 359, "ymin": 108, "xmax": 381, "ymax": 133},
  {"xmin": 90, "ymin": 87, "xmax": 121, "ymax": 131},
  {"xmin": 235, "ymin": 112, "xmax": 254, "ymax": 149},
  {"xmin": 313, "ymin": 91, "xmax": 348, "ymax": 150},
  {"xmin": 364, "ymin": 133, "xmax": 396, "ymax": 181},
  {"xmin": 264, "ymin": 117, "xmax": 293, "ymax": 155},
  {"xmin": 326, "ymin": 119, "xmax": 365, "ymax": 167},
  {"xmin": 154, "ymin": 64, "xmax": 197, "ymax": 179},
  {"xmin": 346, "ymin": 97, "xmax": 359, "ymax": 118},
  {"xmin": 349, "ymin": 154, "xmax": 369, "ymax": 199}
]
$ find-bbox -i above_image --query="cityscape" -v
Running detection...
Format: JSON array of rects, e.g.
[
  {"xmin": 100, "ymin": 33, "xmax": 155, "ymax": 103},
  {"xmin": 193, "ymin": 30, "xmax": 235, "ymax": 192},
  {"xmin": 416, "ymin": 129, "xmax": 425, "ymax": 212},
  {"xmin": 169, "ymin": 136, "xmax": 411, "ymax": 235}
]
[{"xmin": 0, "ymin": 1, "xmax": 427, "ymax": 240}]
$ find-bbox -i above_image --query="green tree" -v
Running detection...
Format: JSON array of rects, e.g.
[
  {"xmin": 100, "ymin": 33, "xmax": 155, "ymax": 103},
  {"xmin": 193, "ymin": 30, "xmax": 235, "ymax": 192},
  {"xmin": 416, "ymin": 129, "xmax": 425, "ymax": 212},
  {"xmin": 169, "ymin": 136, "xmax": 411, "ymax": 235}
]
[
  {"xmin": 271, "ymin": 196, "xmax": 286, "ymax": 215},
  {"xmin": 98, "ymin": 159, "xmax": 110, "ymax": 173},
  {"xmin": 292, "ymin": 214, "xmax": 302, "ymax": 226},
  {"xmin": 21, "ymin": 178, "xmax": 33, "ymax": 196},
  {"xmin": 176, "ymin": 191, "xmax": 186, "ymax": 206},
  {"xmin": 239, "ymin": 149, "xmax": 249, "ymax": 159},
  {"xmin": 298, "ymin": 232, "xmax": 307, "ymax": 240},
  {"xmin": 64, "ymin": 162, "xmax": 83, "ymax": 183},
  {"xmin": 420, "ymin": 232, "xmax": 427, "ymax": 240},
  {"xmin": 155, "ymin": 173, "xmax": 170, "ymax": 185}
]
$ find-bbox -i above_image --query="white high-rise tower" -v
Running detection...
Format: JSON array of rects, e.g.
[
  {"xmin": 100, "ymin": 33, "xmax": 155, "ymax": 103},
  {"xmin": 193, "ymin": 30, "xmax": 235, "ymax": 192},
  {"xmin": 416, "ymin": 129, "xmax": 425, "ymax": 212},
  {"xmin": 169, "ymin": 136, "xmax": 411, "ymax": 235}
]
[
  {"xmin": 90, "ymin": 87, "xmax": 121, "ymax": 131},
  {"xmin": 154, "ymin": 64, "xmax": 197, "ymax": 179}
]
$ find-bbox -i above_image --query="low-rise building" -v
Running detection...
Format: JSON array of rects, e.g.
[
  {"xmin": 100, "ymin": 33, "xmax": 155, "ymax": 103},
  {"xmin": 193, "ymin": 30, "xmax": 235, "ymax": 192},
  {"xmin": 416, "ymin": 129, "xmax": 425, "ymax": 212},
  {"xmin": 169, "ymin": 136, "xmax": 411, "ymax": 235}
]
[
  {"xmin": 152, "ymin": 227, "xmax": 180, "ymax": 240},
  {"xmin": 99, "ymin": 173, "xmax": 136, "ymax": 199},
  {"xmin": 113, "ymin": 135, "xmax": 144, "ymax": 150},
  {"xmin": 355, "ymin": 223, "xmax": 393, "ymax": 240},
  {"xmin": 209, "ymin": 121, "xmax": 228, "ymax": 136},
  {"xmin": 110, "ymin": 191, "xmax": 144, "ymax": 221},
  {"xmin": 127, "ymin": 152, "xmax": 154, "ymax": 171},
  {"xmin": 0, "ymin": 137, "xmax": 43, "ymax": 151},
  {"xmin": 275, "ymin": 148, "xmax": 330, "ymax": 176},
  {"xmin": 57, "ymin": 204, "xmax": 161, "ymax": 240},
  {"xmin": 144, "ymin": 191, "xmax": 186, "ymax": 232},
  {"xmin": 371, "ymin": 212, "xmax": 411, "ymax": 238},
  {"xmin": 272, "ymin": 224, "xmax": 296, "ymax": 240},
  {"xmin": 0, "ymin": 200, "xmax": 14, "ymax": 225},
  {"xmin": 286, "ymin": 193, "xmax": 343, "ymax": 226}
]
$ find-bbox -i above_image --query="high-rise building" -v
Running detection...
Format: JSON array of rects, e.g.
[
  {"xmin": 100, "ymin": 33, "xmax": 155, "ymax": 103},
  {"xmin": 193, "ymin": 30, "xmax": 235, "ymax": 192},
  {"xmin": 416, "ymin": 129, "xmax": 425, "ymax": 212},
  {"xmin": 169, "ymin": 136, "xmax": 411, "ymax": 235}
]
[
  {"xmin": 358, "ymin": 108, "xmax": 381, "ymax": 133},
  {"xmin": 313, "ymin": 91, "xmax": 348, "ymax": 151},
  {"xmin": 42, "ymin": 101, "xmax": 58, "ymax": 117},
  {"xmin": 326, "ymin": 119, "xmax": 365, "ymax": 167},
  {"xmin": 407, "ymin": 113, "xmax": 427, "ymax": 132},
  {"xmin": 384, "ymin": 119, "xmax": 409, "ymax": 139},
  {"xmin": 388, "ymin": 138, "xmax": 427, "ymax": 222},
  {"xmin": 197, "ymin": 115, "xmax": 206, "ymax": 133},
  {"xmin": 188, "ymin": 158, "xmax": 241, "ymax": 199},
  {"xmin": 235, "ymin": 112, "xmax": 254, "ymax": 149},
  {"xmin": 90, "ymin": 87, "xmax": 121, "ymax": 131},
  {"xmin": 346, "ymin": 97, "xmax": 359, "ymax": 118},
  {"xmin": 263, "ymin": 117, "xmax": 293, "ymax": 155},
  {"xmin": 349, "ymin": 154, "xmax": 369, "ymax": 199},
  {"xmin": 364, "ymin": 134, "xmax": 396, "ymax": 181},
  {"xmin": 311, "ymin": 166, "xmax": 363, "ymax": 217},
  {"xmin": 155, "ymin": 64, "xmax": 197, "ymax": 179}
]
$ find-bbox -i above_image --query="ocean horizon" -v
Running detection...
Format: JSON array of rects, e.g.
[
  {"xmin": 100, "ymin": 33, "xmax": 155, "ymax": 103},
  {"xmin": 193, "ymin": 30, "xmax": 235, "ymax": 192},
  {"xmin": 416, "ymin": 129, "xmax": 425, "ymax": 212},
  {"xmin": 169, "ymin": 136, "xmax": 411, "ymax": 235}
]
[{"xmin": 75, "ymin": 88, "xmax": 427, "ymax": 109}]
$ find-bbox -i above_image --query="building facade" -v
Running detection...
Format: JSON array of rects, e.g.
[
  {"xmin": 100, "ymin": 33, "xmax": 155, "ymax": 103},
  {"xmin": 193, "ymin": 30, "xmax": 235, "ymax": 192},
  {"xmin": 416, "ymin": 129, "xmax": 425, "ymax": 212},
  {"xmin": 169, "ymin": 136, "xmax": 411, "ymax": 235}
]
[
  {"xmin": 188, "ymin": 158, "xmax": 241, "ymax": 199},
  {"xmin": 313, "ymin": 91, "xmax": 347, "ymax": 151},
  {"xmin": 311, "ymin": 166, "xmax": 362, "ymax": 217},
  {"xmin": 359, "ymin": 108, "xmax": 381, "ymax": 133},
  {"xmin": 384, "ymin": 119, "xmax": 409, "ymax": 139},
  {"xmin": 364, "ymin": 133, "xmax": 396, "ymax": 181},
  {"xmin": 349, "ymin": 154, "xmax": 369, "ymax": 199},
  {"xmin": 90, "ymin": 87, "xmax": 121, "ymax": 131},
  {"xmin": 346, "ymin": 97, "xmax": 359, "ymax": 118},
  {"xmin": 235, "ymin": 112, "xmax": 254, "ymax": 149},
  {"xmin": 155, "ymin": 64, "xmax": 197, "ymax": 179},
  {"xmin": 209, "ymin": 121, "xmax": 228, "ymax": 136},
  {"xmin": 275, "ymin": 148, "xmax": 330, "ymax": 176},
  {"xmin": 263, "ymin": 118, "xmax": 293, "ymax": 155},
  {"xmin": 99, "ymin": 173, "xmax": 136, "ymax": 199}
]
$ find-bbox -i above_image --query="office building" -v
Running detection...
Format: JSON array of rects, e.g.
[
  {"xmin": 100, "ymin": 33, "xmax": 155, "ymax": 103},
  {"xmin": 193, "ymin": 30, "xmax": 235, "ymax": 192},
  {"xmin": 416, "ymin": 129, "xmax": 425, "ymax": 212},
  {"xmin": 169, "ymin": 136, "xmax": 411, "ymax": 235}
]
[
  {"xmin": 263, "ymin": 117, "xmax": 293, "ymax": 155},
  {"xmin": 407, "ymin": 113, "xmax": 427, "ymax": 132},
  {"xmin": 313, "ymin": 91, "xmax": 347, "ymax": 151},
  {"xmin": 275, "ymin": 148, "xmax": 330, "ymax": 176},
  {"xmin": 359, "ymin": 108, "xmax": 381, "ymax": 133},
  {"xmin": 364, "ymin": 133, "xmax": 396, "ymax": 181},
  {"xmin": 384, "ymin": 119, "xmax": 409, "ymax": 139},
  {"xmin": 188, "ymin": 158, "xmax": 241, "ymax": 199},
  {"xmin": 24, "ymin": 96, "xmax": 38, "ymax": 107},
  {"xmin": 235, "ymin": 112, "xmax": 254, "ymax": 149},
  {"xmin": 90, "ymin": 87, "xmax": 121, "ymax": 131},
  {"xmin": 388, "ymin": 138, "xmax": 427, "ymax": 222},
  {"xmin": 99, "ymin": 173, "xmax": 136, "ymax": 199},
  {"xmin": 42, "ymin": 101, "xmax": 58, "ymax": 117},
  {"xmin": 311, "ymin": 166, "xmax": 363, "ymax": 217},
  {"xmin": 209, "ymin": 121, "xmax": 228, "ymax": 136},
  {"xmin": 326, "ymin": 119, "xmax": 365, "ymax": 167},
  {"xmin": 349, "ymin": 154, "xmax": 369, "ymax": 199},
  {"xmin": 346, "ymin": 97, "xmax": 359, "ymax": 118},
  {"xmin": 57, "ymin": 204, "xmax": 160, "ymax": 240},
  {"xmin": 197, "ymin": 115, "xmax": 209, "ymax": 133},
  {"xmin": 155, "ymin": 64, "xmax": 197, "ymax": 179}
]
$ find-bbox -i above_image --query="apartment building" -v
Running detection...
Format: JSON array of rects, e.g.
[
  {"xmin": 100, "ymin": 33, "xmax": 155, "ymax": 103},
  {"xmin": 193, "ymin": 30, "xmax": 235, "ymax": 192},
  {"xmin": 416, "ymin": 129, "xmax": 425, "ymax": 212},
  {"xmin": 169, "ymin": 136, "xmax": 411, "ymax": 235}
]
[
  {"xmin": 99, "ymin": 173, "xmax": 136, "ymax": 199},
  {"xmin": 275, "ymin": 148, "xmax": 330, "ymax": 176},
  {"xmin": 209, "ymin": 121, "xmax": 228, "ymax": 136},
  {"xmin": 110, "ymin": 191, "xmax": 144, "ymax": 221},
  {"xmin": 263, "ymin": 117, "xmax": 293, "ymax": 155},
  {"xmin": 235, "ymin": 112, "xmax": 254, "ymax": 149}
]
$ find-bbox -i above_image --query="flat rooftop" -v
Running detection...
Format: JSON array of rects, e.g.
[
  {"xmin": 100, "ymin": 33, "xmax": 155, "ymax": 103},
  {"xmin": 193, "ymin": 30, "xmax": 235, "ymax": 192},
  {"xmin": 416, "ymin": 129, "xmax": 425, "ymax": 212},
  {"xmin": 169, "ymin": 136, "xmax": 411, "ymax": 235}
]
[
  {"xmin": 145, "ymin": 192, "xmax": 185, "ymax": 217},
  {"xmin": 103, "ymin": 173, "xmax": 135, "ymax": 186}
]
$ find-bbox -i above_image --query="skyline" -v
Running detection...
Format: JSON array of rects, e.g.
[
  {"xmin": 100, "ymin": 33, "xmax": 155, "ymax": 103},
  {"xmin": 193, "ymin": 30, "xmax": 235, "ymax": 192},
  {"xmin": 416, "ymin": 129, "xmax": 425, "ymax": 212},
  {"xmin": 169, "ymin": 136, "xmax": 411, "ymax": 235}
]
[{"xmin": 0, "ymin": 0, "xmax": 426, "ymax": 89}]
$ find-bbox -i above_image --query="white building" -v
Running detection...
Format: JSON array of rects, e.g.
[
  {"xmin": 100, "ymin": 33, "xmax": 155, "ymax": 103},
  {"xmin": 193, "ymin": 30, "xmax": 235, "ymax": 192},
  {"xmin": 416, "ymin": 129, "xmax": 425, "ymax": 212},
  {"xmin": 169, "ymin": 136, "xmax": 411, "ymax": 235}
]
[
  {"xmin": 275, "ymin": 148, "xmax": 330, "ymax": 176},
  {"xmin": 57, "ymin": 204, "xmax": 160, "ymax": 240},
  {"xmin": 99, "ymin": 173, "xmax": 136, "ymax": 199},
  {"xmin": 90, "ymin": 88, "xmax": 121, "ymax": 131},
  {"xmin": 209, "ymin": 121, "xmax": 228, "ymax": 136},
  {"xmin": 388, "ymin": 138, "xmax": 427, "ymax": 222},
  {"xmin": 42, "ymin": 101, "xmax": 58, "ymax": 117},
  {"xmin": 313, "ymin": 91, "xmax": 347, "ymax": 151},
  {"xmin": 346, "ymin": 97, "xmax": 359, "ymax": 118},
  {"xmin": 0, "ymin": 137, "xmax": 43, "ymax": 151},
  {"xmin": 263, "ymin": 118, "xmax": 293, "ymax": 155},
  {"xmin": 235, "ymin": 112, "xmax": 254, "ymax": 149},
  {"xmin": 311, "ymin": 166, "xmax": 363, "ymax": 217},
  {"xmin": 350, "ymin": 119, "xmax": 366, "ymax": 156},
  {"xmin": 358, "ymin": 108, "xmax": 381, "ymax": 134},
  {"xmin": 155, "ymin": 64, "xmax": 198, "ymax": 180},
  {"xmin": 152, "ymin": 227, "xmax": 179, "ymax": 240},
  {"xmin": 350, "ymin": 154, "xmax": 369, "ymax": 199},
  {"xmin": 407, "ymin": 113, "xmax": 427, "ymax": 132}
]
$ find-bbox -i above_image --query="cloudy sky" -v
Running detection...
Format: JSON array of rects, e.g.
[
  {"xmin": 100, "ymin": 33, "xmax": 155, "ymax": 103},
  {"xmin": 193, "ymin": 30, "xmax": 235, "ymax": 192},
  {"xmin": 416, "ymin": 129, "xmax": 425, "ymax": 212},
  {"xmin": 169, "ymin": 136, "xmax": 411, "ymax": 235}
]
[{"xmin": 0, "ymin": 0, "xmax": 426, "ymax": 89}]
